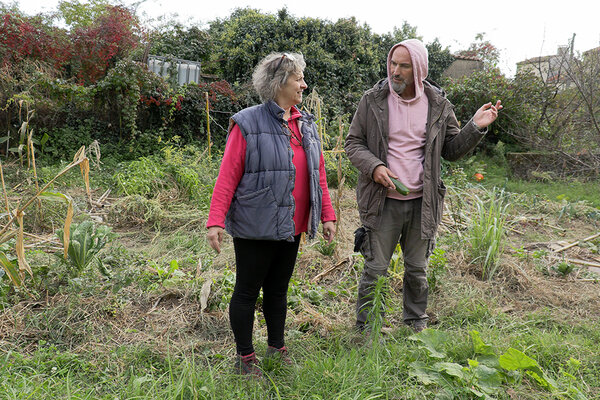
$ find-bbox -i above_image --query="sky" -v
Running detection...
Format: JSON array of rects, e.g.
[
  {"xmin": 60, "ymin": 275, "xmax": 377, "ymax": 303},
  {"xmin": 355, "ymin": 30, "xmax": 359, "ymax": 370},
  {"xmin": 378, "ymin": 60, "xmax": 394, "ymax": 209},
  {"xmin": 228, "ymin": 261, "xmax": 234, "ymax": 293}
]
[{"xmin": 14, "ymin": 0, "xmax": 600, "ymax": 77}]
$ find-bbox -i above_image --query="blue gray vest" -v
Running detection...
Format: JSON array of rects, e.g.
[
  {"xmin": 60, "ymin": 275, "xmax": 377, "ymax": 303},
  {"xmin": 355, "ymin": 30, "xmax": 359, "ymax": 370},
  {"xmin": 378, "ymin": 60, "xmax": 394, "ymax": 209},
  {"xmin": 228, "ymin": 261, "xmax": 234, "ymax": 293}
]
[{"xmin": 225, "ymin": 101, "xmax": 323, "ymax": 241}]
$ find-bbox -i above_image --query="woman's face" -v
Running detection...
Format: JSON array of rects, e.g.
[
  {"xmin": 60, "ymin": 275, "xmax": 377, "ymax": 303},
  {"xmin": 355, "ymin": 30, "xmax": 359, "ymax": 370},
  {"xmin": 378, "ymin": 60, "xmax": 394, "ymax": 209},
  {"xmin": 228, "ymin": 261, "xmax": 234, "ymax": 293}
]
[{"xmin": 276, "ymin": 72, "xmax": 307, "ymax": 109}]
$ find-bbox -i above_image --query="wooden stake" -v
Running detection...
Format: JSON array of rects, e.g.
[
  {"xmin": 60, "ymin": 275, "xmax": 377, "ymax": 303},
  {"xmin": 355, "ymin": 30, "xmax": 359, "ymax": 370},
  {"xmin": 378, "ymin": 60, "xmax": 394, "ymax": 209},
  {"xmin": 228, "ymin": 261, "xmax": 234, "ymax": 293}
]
[
  {"xmin": 205, "ymin": 92, "xmax": 211, "ymax": 158},
  {"xmin": 555, "ymin": 232, "xmax": 600, "ymax": 253}
]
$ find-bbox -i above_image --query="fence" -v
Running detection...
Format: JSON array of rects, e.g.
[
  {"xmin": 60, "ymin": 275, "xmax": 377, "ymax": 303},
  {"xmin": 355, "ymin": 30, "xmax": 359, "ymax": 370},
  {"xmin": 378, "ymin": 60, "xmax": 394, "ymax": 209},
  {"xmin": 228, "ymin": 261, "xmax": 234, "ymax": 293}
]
[{"xmin": 147, "ymin": 55, "xmax": 201, "ymax": 86}]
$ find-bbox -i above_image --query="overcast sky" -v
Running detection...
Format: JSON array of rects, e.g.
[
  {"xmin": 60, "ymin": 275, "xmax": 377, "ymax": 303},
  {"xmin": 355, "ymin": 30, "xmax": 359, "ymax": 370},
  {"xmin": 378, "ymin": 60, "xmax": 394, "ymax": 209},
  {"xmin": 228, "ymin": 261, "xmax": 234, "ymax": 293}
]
[{"xmin": 15, "ymin": 0, "xmax": 600, "ymax": 77}]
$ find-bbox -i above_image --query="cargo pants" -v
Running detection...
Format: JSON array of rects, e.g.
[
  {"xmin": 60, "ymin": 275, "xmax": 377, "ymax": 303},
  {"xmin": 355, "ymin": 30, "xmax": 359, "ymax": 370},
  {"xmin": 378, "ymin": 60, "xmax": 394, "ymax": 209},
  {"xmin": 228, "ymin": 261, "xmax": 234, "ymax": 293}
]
[{"xmin": 356, "ymin": 197, "xmax": 430, "ymax": 327}]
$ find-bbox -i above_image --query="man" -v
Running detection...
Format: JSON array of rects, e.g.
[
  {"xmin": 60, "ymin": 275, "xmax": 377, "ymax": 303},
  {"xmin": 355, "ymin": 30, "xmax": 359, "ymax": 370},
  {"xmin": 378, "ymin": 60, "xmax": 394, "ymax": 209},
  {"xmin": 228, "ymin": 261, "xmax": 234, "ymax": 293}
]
[{"xmin": 345, "ymin": 39, "xmax": 501, "ymax": 333}]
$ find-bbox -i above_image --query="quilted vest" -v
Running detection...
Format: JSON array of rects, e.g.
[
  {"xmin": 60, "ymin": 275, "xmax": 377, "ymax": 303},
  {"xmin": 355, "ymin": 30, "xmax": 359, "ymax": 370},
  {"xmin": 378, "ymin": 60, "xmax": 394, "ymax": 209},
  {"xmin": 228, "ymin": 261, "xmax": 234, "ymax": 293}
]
[{"xmin": 225, "ymin": 101, "xmax": 323, "ymax": 241}]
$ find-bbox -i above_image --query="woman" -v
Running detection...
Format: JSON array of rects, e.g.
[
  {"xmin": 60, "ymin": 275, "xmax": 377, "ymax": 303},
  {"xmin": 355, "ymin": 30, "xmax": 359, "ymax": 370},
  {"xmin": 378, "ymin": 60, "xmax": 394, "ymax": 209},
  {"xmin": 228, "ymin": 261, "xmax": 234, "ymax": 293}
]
[{"xmin": 206, "ymin": 52, "xmax": 336, "ymax": 376}]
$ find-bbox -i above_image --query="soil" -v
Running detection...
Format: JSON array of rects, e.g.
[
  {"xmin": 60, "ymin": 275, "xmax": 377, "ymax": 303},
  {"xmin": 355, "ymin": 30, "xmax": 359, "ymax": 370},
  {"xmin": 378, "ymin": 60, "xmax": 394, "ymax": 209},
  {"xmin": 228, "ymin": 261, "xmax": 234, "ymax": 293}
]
[{"xmin": 1, "ymin": 186, "xmax": 599, "ymax": 356}]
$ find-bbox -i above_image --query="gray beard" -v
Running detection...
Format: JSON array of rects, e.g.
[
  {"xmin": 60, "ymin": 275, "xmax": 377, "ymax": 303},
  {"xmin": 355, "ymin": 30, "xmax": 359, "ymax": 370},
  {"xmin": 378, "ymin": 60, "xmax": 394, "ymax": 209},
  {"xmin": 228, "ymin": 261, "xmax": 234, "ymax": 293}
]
[{"xmin": 391, "ymin": 80, "xmax": 407, "ymax": 95}]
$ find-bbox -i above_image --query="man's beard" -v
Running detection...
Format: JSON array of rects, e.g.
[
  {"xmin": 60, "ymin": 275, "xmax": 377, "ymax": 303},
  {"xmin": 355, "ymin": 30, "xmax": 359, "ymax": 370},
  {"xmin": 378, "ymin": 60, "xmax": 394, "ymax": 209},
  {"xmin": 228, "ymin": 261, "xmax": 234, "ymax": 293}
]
[{"xmin": 391, "ymin": 77, "xmax": 407, "ymax": 95}]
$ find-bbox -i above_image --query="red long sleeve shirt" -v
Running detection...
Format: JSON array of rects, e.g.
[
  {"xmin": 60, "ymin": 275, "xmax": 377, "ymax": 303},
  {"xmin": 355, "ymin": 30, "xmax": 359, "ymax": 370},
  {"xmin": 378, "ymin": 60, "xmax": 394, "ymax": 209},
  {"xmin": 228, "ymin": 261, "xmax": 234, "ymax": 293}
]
[{"xmin": 207, "ymin": 106, "xmax": 336, "ymax": 235}]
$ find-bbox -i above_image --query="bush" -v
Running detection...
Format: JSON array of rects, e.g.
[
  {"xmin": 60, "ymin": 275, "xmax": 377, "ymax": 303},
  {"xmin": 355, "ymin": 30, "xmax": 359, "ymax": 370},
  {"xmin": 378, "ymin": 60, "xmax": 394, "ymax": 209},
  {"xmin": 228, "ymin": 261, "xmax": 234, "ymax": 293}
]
[
  {"xmin": 444, "ymin": 68, "xmax": 549, "ymax": 152},
  {"xmin": 323, "ymin": 152, "xmax": 358, "ymax": 188}
]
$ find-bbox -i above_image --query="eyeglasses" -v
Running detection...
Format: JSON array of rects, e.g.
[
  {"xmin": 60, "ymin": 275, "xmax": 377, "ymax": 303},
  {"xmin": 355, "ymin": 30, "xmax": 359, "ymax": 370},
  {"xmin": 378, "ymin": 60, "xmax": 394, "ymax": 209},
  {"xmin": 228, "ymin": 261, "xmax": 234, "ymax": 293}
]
[
  {"xmin": 282, "ymin": 122, "xmax": 302, "ymax": 146},
  {"xmin": 272, "ymin": 53, "xmax": 295, "ymax": 78}
]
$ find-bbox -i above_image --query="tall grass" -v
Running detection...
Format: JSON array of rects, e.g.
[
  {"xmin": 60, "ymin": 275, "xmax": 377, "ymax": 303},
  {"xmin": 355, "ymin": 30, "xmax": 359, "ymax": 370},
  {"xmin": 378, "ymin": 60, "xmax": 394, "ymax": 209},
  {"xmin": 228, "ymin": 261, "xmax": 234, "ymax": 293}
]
[
  {"xmin": 365, "ymin": 275, "xmax": 388, "ymax": 346},
  {"xmin": 468, "ymin": 188, "xmax": 510, "ymax": 280}
]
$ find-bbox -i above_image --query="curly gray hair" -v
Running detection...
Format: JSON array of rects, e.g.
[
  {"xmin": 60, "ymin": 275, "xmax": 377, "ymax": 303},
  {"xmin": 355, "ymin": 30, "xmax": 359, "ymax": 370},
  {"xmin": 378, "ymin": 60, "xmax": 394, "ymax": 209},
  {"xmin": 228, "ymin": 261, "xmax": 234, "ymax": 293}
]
[{"xmin": 252, "ymin": 52, "xmax": 306, "ymax": 102}]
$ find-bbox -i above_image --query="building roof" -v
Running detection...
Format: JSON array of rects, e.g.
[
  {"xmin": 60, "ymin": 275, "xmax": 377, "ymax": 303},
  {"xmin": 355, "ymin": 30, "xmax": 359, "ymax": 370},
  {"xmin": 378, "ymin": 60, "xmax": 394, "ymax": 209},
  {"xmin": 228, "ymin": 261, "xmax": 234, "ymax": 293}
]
[
  {"xmin": 516, "ymin": 55, "xmax": 553, "ymax": 65},
  {"xmin": 452, "ymin": 54, "xmax": 482, "ymax": 61}
]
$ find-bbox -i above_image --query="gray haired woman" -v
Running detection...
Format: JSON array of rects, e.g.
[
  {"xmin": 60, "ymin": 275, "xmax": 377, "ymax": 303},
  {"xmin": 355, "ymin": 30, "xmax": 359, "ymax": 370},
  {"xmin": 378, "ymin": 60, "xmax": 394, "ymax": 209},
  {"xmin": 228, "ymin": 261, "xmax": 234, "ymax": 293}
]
[{"xmin": 206, "ymin": 52, "xmax": 337, "ymax": 376}]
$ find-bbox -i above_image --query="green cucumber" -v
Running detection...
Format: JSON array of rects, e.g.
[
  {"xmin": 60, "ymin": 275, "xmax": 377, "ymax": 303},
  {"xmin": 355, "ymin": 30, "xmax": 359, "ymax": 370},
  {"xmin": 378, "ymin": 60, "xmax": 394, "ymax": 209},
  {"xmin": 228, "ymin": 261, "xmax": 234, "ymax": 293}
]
[{"xmin": 390, "ymin": 177, "xmax": 410, "ymax": 195}]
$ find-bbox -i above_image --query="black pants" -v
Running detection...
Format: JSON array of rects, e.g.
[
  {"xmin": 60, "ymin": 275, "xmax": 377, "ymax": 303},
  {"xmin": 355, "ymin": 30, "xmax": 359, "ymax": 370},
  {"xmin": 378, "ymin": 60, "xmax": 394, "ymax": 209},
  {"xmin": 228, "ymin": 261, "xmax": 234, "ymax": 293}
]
[{"xmin": 230, "ymin": 235, "xmax": 300, "ymax": 356}]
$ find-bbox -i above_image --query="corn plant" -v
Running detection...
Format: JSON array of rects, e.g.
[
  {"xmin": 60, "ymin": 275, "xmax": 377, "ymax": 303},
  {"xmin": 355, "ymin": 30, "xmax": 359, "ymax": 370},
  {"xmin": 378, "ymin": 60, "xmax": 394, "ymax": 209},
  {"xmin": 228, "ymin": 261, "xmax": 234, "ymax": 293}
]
[
  {"xmin": 0, "ymin": 104, "xmax": 91, "ymax": 286},
  {"xmin": 467, "ymin": 188, "xmax": 510, "ymax": 280},
  {"xmin": 56, "ymin": 221, "xmax": 115, "ymax": 277}
]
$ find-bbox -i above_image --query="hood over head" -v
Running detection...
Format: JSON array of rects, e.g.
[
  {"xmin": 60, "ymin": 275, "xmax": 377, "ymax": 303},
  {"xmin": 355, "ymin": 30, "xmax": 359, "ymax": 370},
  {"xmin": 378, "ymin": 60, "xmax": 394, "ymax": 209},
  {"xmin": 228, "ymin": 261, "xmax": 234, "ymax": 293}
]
[{"xmin": 387, "ymin": 39, "xmax": 429, "ymax": 102}]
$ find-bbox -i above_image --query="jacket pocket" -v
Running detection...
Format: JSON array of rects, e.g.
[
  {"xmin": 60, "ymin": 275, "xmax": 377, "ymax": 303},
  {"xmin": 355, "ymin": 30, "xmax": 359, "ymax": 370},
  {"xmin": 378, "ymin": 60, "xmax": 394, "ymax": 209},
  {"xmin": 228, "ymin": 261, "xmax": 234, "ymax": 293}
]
[
  {"xmin": 229, "ymin": 187, "xmax": 279, "ymax": 239},
  {"xmin": 357, "ymin": 175, "xmax": 378, "ymax": 214},
  {"xmin": 435, "ymin": 181, "xmax": 447, "ymax": 225}
]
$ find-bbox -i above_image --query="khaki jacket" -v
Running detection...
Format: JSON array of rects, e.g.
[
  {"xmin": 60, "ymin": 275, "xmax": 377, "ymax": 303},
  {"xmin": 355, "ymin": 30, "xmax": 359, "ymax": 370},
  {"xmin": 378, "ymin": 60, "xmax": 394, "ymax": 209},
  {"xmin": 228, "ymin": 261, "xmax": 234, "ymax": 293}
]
[{"xmin": 345, "ymin": 79, "xmax": 485, "ymax": 239}]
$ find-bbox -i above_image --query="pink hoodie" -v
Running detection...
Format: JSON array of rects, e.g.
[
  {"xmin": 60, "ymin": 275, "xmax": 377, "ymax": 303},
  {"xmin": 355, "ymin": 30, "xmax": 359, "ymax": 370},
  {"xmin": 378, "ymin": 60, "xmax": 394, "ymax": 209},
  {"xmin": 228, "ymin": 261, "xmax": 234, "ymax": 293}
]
[{"xmin": 386, "ymin": 39, "xmax": 429, "ymax": 200}]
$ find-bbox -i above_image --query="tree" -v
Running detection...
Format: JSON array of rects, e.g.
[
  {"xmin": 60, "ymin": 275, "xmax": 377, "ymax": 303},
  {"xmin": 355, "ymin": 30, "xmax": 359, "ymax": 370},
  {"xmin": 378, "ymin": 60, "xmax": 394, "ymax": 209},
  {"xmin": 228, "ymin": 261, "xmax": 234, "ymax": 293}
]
[
  {"xmin": 204, "ymin": 8, "xmax": 452, "ymax": 124},
  {"xmin": 426, "ymin": 39, "xmax": 454, "ymax": 83},
  {"xmin": 457, "ymin": 33, "xmax": 500, "ymax": 68},
  {"xmin": 56, "ymin": 0, "xmax": 112, "ymax": 29},
  {"xmin": 445, "ymin": 68, "xmax": 549, "ymax": 152},
  {"xmin": 148, "ymin": 23, "xmax": 213, "ymax": 63},
  {"xmin": 69, "ymin": 5, "xmax": 140, "ymax": 84}
]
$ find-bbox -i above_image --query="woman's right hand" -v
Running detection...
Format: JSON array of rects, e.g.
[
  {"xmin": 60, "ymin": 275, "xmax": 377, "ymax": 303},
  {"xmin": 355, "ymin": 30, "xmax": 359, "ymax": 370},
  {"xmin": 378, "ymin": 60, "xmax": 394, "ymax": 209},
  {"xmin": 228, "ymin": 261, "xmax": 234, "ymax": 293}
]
[{"xmin": 207, "ymin": 226, "xmax": 224, "ymax": 254}]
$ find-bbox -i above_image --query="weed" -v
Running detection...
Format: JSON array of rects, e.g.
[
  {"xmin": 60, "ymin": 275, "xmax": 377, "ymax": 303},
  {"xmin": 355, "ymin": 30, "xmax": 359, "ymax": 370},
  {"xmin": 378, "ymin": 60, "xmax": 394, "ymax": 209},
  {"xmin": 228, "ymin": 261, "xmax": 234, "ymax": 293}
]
[
  {"xmin": 113, "ymin": 156, "xmax": 166, "ymax": 197},
  {"xmin": 468, "ymin": 188, "xmax": 510, "ymax": 280},
  {"xmin": 210, "ymin": 267, "xmax": 236, "ymax": 311},
  {"xmin": 365, "ymin": 275, "xmax": 388, "ymax": 345},
  {"xmin": 553, "ymin": 261, "xmax": 576, "ymax": 277},
  {"xmin": 149, "ymin": 259, "xmax": 188, "ymax": 286},
  {"xmin": 389, "ymin": 243, "xmax": 404, "ymax": 276},
  {"xmin": 409, "ymin": 330, "xmax": 589, "ymax": 399},
  {"xmin": 428, "ymin": 247, "xmax": 447, "ymax": 293},
  {"xmin": 314, "ymin": 237, "xmax": 337, "ymax": 256}
]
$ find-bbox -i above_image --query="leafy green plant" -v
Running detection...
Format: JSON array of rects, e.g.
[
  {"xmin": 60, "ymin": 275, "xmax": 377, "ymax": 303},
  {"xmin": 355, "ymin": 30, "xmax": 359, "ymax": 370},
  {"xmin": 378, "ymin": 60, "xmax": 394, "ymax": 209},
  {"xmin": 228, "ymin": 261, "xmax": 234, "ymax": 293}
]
[
  {"xmin": 57, "ymin": 220, "xmax": 115, "ymax": 276},
  {"xmin": 113, "ymin": 156, "xmax": 167, "ymax": 197},
  {"xmin": 389, "ymin": 243, "xmax": 404, "ymax": 276},
  {"xmin": 315, "ymin": 237, "xmax": 336, "ymax": 257},
  {"xmin": 409, "ymin": 330, "xmax": 589, "ymax": 400},
  {"xmin": 428, "ymin": 247, "xmax": 447, "ymax": 293},
  {"xmin": 151, "ymin": 259, "xmax": 180, "ymax": 285},
  {"xmin": 211, "ymin": 268, "xmax": 236, "ymax": 311},
  {"xmin": 467, "ymin": 188, "xmax": 510, "ymax": 280},
  {"xmin": 287, "ymin": 278, "xmax": 302, "ymax": 309},
  {"xmin": 305, "ymin": 285, "xmax": 324, "ymax": 306},
  {"xmin": 553, "ymin": 261, "xmax": 575, "ymax": 277}
]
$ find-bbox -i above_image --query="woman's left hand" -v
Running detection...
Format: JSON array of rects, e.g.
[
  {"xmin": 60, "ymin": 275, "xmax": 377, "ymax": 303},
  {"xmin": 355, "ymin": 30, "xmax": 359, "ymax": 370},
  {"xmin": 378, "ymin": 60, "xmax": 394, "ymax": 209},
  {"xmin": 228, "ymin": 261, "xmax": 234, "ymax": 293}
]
[{"xmin": 322, "ymin": 221, "xmax": 336, "ymax": 243}]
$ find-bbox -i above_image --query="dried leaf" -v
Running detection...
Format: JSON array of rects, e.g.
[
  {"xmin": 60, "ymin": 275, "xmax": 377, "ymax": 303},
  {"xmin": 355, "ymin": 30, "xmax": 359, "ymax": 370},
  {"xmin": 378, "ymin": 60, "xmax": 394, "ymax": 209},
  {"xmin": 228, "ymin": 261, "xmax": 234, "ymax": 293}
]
[
  {"xmin": 200, "ymin": 279, "xmax": 212, "ymax": 312},
  {"xmin": 64, "ymin": 202, "xmax": 74, "ymax": 258},
  {"xmin": 15, "ymin": 210, "xmax": 32, "ymax": 278},
  {"xmin": 80, "ymin": 157, "xmax": 91, "ymax": 200},
  {"xmin": 0, "ymin": 159, "xmax": 10, "ymax": 215},
  {"xmin": 38, "ymin": 192, "xmax": 73, "ymax": 258},
  {"xmin": 73, "ymin": 146, "xmax": 86, "ymax": 163},
  {"xmin": 0, "ymin": 251, "xmax": 21, "ymax": 286}
]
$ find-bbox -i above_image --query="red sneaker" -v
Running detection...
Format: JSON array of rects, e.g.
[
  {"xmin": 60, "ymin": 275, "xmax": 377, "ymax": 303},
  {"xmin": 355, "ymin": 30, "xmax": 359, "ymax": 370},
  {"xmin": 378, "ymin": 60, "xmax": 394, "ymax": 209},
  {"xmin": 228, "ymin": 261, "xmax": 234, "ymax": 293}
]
[
  {"xmin": 234, "ymin": 352, "xmax": 262, "ymax": 377},
  {"xmin": 265, "ymin": 346, "xmax": 292, "ymax": 365}
]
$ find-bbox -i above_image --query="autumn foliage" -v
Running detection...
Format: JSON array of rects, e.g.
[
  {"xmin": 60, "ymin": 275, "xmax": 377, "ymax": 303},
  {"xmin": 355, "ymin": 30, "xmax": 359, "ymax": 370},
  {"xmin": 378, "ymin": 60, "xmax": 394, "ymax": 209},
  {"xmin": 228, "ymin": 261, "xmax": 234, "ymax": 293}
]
[
  {"xmin": 0, "ymin": 12, "xmax": 71, "ymax": 69},
  {"xmin": 0, "ymin": 5, "xmax": 139, "ymax": 84},
  {"xmin": 70, "ymin": 5, "xmax": 139, "ymax": 84}
]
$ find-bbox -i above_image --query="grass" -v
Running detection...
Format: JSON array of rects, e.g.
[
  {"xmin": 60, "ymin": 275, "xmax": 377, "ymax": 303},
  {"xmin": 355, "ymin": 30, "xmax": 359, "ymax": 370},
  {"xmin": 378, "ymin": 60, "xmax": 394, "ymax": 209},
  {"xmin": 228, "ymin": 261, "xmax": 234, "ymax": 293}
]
[
  {"xmin": 467, "ymin": 188, "xmax": 510, "ymax": 280},
  {"xmin": 1, "ymin": 317, "xmax": 598, "ymax": 399},
  {"xmin": 478, "ymin": 156, "xmax": 600, "ymax": 209},
  {"xmin": 2, "ymin": 149, "xmax": 600, "ymax": 399}
]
